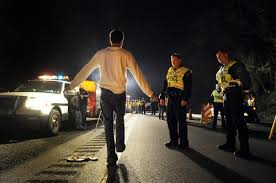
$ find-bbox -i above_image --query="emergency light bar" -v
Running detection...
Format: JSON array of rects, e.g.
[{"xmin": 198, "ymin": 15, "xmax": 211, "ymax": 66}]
[{"xmin": 38, "ymin": 75, "xmax": 69, "ymax": 81}]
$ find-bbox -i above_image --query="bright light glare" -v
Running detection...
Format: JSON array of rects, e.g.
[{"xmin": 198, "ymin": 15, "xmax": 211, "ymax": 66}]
[
  {"xmin": 38, "ymin": 75, "xmax": 69, "ymax": 80},
  {"xmin": 58, "ymin": 75, "xmax": 64, "ymax": 80},
  {"xmin": 25, "ymin": 97, "xmax": 46, "ymax": 110}
]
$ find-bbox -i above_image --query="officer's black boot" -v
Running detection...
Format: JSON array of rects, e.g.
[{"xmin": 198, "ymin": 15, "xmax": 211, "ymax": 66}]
[
  {"xmin": 234, "ymin": 136, "xmax": 250, "ymax": 158},
  {"xmin": 178, "ymin": 140, "xmax": 189, "ymax": 150},
  {"xmin": 234, "ymin": 143, "xmax": 250, "ymax": 158},
  {"xmin": 234, "ymin": 121, "xmax": 250, "ymax": 158},
  {"xmin": 217, "ymin": 136, "xmax": 236, "ymax": 152},
  {"xmin": 165, "ymin": 141, "xmax": 178, "ymax": 148},
  {"xmin": 217, "ymin": 143, "xmax": 236, "ymax": 152}
]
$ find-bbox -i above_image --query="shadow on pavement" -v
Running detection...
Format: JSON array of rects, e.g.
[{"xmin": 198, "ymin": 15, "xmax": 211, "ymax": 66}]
[
  {"xmin": 187, "ymin": 121, "xmax": 270, "ymax": 140},
  {"xmin": 244, "ymin": 154, "xmax": 276, "ymax": 168},
  {"xmin": 180, "ymin": 148, "xmax": 257, "ymax": 183},
  {"xmin": 0, "ymin": 121, "xmax": 96, "ymax": 145},
  {"xmin": 106, "ymin": 163, "xmax": 129, "ymax": 183}
]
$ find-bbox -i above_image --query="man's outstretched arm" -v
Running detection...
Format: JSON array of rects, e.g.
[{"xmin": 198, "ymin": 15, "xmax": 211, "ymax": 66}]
[
  {"xmin": 69, "ymin": 52, "xmax": 100, "ymax": 89},
  {"xmin": 127, "ymin": 54, "xmax": 157, "ymax": 100}
]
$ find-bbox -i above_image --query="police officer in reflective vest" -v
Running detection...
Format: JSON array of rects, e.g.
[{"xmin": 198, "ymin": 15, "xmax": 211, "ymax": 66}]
[
  {"xmin": 216, "ymin": 49, "xmax": 252, "ymax": 158},
  {"xmin": 210, "ymin": 84, "xmax": 226, "ymax": 129},
  {"xmin": 160, "ymin": 52, "xmax": 192, "ymax": 149}
]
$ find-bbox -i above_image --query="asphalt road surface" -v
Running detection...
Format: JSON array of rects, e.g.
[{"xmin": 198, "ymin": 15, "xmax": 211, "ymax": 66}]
[
  {"xmin": 0, "ymin": 114, "xmax": 276, "ymax": 183},
  {"xmin": 0, "ymin": 118, "xmax": 97, "ymax": 171}
]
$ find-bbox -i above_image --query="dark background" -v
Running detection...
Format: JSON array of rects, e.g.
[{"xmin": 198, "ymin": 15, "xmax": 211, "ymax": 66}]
[{"xmin": 1, "ymin": 0, "xmax": 276, "ymax": 112}]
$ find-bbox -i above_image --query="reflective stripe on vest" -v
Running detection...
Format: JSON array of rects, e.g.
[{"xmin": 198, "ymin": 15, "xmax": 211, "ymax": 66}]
[
  {"xmin": 166, "ymin": 66, "xmax": 189, "ymax": 90},
  {"xmin": 216, "ymin": 61, "xmax": 237, "ymax": 91},
  {"xmin": 212, "ymin": 90, "xmax": 223, "ymax": 103}
]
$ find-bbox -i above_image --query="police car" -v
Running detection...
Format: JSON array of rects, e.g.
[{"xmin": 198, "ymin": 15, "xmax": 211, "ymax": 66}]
[{"xmin": 0, "ymin": 75, "xmax": 78, "ymax": 135}]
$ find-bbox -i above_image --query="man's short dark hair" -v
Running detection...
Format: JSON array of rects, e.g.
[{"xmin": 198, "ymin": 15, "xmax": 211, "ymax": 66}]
[
  {"xmin": 217, "ymin": 49, "xmax": 229, "ymax": 54},
  {"xmin": 171, "ymin": 52, "xmax": 182, "ymax": 60},
  {"xmin": 109, "ymin": 29, "xmax": 124, "ymax": 44}
]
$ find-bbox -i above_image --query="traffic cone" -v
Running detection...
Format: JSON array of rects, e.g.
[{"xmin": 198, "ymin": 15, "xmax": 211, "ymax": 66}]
[{"xmin": 200, "ymin": 103, "xmax": 212, "ymax": 124}]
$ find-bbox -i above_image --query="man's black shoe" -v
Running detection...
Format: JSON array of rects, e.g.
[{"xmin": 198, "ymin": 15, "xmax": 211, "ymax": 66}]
[
  {"xmin": 217, "ymin": 144, "xmax": 236, "ymax": 152},
  {"xmin": 116, "ymin": 144, "xmax": 126, "ymax": 152},
  {"xmin": 234, "ymin": 150, "xmax": 251, "ymax": 158},
  {"xmin": 165, "ymin": 141, "xmax": 178, "ymax": 148},
  {"xmin": 178, "ymin": 143, "xmax": 189, "ymax": 150}
]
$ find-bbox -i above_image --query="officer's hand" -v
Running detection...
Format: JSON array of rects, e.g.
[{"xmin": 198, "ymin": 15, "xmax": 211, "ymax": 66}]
[
  {"xmin": 150, "ymin": 93, "xmax": 159, "ymax": 102},
  {"xmin": 160, "ymin": 99, "xmax": 165, "ymax": 106},
  {"xmin": 181, "ymin": 100, "xmax": 188, "ymax": 107},
  {"xmin": 229, "ymin": 79, "xmax": 242, "ymax": 86}
]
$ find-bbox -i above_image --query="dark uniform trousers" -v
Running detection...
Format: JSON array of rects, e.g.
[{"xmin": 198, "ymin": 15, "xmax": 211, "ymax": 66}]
[
  {"xmin": 212, "ymin": 103, "xmax": 225, "ymax": 128},
  {"xmin": 100, "ymin": 88, "xmax": 126, "ymax": 165},
  {"xmin": 166, "ymin": 94, "xmax": 188, "ymax": 145},
  {"xmin": 224, "ymin": 87, "xmax": 249, "ymax": 151}
]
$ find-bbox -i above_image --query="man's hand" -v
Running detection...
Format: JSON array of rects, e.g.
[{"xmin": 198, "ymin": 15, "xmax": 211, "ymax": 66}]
[
  {"xmin": 160, "ymin": 99, "xmax": 165, "ymax": 106},
  {"xmin": 181, "ymin": 100, "xmax": 188, "ymax": 107},
  {"xmin": 150, "ymin": 93, "xmax": 159, "ymax": 102}
]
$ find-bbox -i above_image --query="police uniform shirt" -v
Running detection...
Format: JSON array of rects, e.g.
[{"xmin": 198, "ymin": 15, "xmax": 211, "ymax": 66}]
[
  {"xmin": 216, "ymin": 61, "xmax": 252, "ymax": 91},
  {"xmin": 160, "ymin": 66, "xmax": 192, "ymax": 101},
  {"xmin": 210, "ymin": 90, "xmax": 223, "ymax": 104}
]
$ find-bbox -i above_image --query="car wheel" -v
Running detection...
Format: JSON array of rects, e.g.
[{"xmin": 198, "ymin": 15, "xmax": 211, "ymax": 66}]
[{"xmin": 47, "ymin": 109, "xmax": 61, "ymax": 135}]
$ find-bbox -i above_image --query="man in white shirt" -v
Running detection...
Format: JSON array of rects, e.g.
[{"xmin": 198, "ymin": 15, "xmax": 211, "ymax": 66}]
[{"xmin": 68, "ymin": 29, "xmax": 157, "ymax": 168}]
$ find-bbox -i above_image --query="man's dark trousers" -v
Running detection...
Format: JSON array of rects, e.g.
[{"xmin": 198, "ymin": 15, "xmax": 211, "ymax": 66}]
[
  {"xmin": 212, "ymin": 103, "xmax": 225, "ymax": 128},
  {"xmin": 224, "ymin": 87, "xmax": 249, "ymax": 152},
  {"xmin": 100, "ymin": 88, "xmax": 126, "ymax": 165},
  {"xmin": 166, "ymin": 95, "xmax": 188, "ymax": 145}
]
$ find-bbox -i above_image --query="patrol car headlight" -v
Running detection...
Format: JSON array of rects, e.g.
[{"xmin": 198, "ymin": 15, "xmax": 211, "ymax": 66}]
[{"xmin": 25, "ymin": 97, "xmax": 47, "ymax": 110}]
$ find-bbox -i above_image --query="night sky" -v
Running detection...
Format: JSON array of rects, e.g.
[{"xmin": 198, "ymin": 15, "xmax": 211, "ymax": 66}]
[{"xmin": 1, "ymin": 0, "xmax": 275, "ymax": 112}]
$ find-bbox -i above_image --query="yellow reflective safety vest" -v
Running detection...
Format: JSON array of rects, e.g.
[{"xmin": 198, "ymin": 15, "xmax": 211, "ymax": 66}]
[
  {"xmin": 166, "ymin": 66, "xmax": 189, "ymax": 90},
  {"xmin": 216, "ymin": 61, "xmax": 237, "ymax": 91},
  {"xmin": 247, "ymin": 99, "xmax": 254, "ymax": 106},
  {"xmin": 212, "ymin": 90, "xmax": 223, "ymax": 103}
]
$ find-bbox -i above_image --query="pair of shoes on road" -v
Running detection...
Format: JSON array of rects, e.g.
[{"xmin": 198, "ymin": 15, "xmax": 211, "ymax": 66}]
[
  {"xmin": 67, "ymin": 154, "xmax": 98, "ymax": 162},
  {"xmin": 217, "ymin": 144, "xmax": 251, "ymax": 158}
]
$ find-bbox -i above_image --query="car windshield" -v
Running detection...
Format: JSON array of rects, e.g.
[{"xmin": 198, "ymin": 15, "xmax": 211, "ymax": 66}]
[{"xmin": 14, "ymin": 81, "xmax": 63, "ymax": 94}]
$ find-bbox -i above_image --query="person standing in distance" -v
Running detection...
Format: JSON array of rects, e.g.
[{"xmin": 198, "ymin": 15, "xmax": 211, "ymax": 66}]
[
  {"xmin": 210, "ymin": 83, "xmax": 226, "ymax": 129},
  {"xmin": 160, "ymin": 52, "xmax": 192, "ymax": 149},
  {"xmin": 68, "ymin": 29, "xmax": 158, "ymax": 168}
]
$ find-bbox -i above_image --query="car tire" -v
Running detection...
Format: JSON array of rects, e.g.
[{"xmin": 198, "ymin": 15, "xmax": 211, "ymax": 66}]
[{"xmin": 47, "ymin": 109, "xmax": 61, "ymax": 136}]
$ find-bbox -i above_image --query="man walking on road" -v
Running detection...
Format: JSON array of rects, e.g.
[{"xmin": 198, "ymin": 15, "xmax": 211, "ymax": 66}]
[
  {"xmin": 68, "ymin": 29, "xmax": 157, "ymax": 168},
  {"xmin": 215, "ymin": 49, "xmax": 252, "ymax": 158},
  {"xmin": 160, "ymin": 52, "xmax": 192, "ymax": 149}
]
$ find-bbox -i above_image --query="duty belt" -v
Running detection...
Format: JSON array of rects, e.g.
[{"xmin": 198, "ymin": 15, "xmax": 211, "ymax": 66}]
[{"xmin": 167, "ymin": 91, "xmax": 182, "ymax": 97}]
